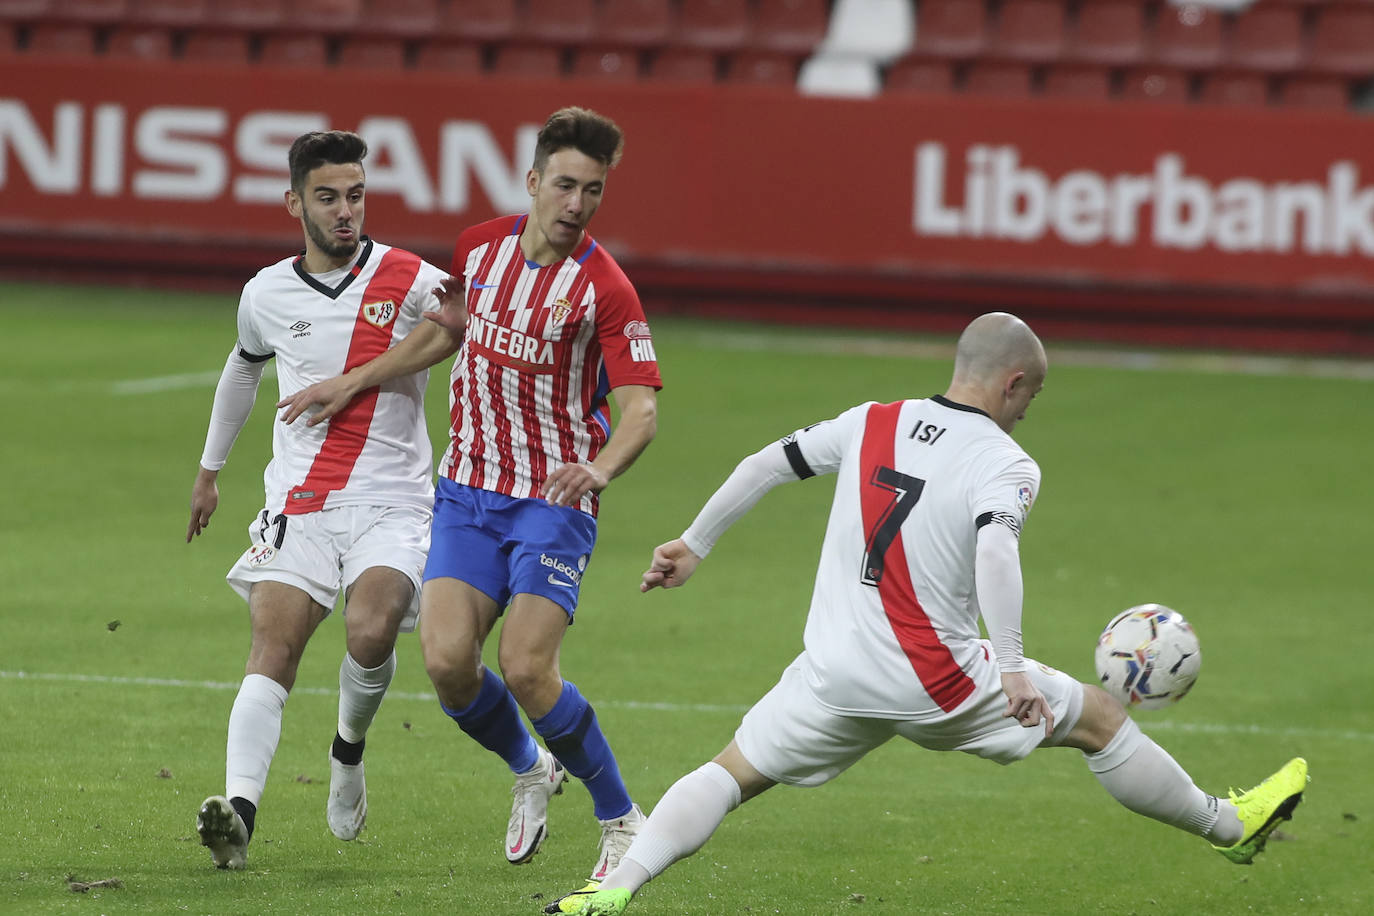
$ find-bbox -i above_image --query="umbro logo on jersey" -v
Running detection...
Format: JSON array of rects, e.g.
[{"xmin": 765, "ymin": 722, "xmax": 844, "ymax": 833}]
[
  {"xmin": 290, "ymin": 320, "xmax": 312, "ymax": 338},
  {"xmin": 363, "ymin": 300, "xmax": 397, "ymax": 327}
]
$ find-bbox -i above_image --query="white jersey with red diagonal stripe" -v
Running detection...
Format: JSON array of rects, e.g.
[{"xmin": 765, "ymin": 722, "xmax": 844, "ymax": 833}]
[
  {"xmin": 440, "ymin": 215, "xmax": 663, "ymax": 516},
  {"xmin": 784, "ymin": 396, "xmax": 1041, "ymax": 720},
  {"xmin": 235, "ymin": 238, "xmax": 447, "ymax": 516}
]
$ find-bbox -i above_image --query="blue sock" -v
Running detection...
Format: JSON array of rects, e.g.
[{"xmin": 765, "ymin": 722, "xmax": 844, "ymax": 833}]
[
  {"xmin": 441, "ymin": 667, "xmax": 539, "ymax": 775},
  {"xmin": 531, "ymin": 681, "xmax": 632, "ymax": 821}
]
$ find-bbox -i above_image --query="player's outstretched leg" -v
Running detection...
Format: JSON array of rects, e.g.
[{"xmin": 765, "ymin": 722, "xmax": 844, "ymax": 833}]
[
  {"xmin": 1212, "ymin": 757, "xmax": 1308, "ymax": 865},
  {"xmin": 508, "ymin": 745, "xmax": 568, "ymax": 863},
  {"xmin": 197, "ymin": 796, "xmax": 250, "ymax": 870}
]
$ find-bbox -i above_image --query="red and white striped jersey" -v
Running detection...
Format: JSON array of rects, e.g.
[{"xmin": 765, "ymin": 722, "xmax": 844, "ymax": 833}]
[
  {"xmin": 787, "ymin": 397, "xmax": 1041, "ymax": 720},
  {"xmin": 440, "ymin": 215, "xmax": 663, "ymax": 515},
  {"xmin": 237, "ymin": 238, "xmax": 448, "ymax": 516}
]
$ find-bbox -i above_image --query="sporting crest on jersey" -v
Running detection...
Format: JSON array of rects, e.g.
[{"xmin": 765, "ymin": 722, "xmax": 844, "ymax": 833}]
[
  {"xmin": 542, "ymin": 297, "xmax": 576, "ymax": 340},
  {"xmin": 1016, "ymin": 484, "xmax": 1034, "ymax": 514},
  {"xmin": 362, "ymin": 300, "xmax": 397, "ymax": 328}
]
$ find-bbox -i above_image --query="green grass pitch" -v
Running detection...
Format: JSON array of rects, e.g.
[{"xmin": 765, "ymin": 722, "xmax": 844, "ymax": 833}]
[{"xmin": 1, "ymin": 281, "xmax": 1371, "ymax": 914}]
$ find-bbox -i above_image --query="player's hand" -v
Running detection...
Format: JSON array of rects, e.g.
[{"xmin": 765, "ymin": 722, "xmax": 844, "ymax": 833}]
[
  {"xmin": 543, "ymin": 461, "xmax": 609, "ymax": 507},
  {"xmin": 641, "ymin": 539, "xmax": 703, "ymax": 592},
  {"xmin": 422, "ymin": 276, "xmax": 469, "ymax": 338},
  {"xmin": 1000, "ymin": 670, "xmax": 1055, "ymax": 738},
  {"xmin": 276, "ymin": 374, "xmax": 361, "ymax": 427},
  {"xmin": 186, "ymin": 468, "xmax": 219, "ymax": 543}
]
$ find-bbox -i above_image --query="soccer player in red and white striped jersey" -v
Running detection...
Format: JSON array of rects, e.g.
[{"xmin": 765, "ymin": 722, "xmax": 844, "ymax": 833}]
[
  {"xmin": 278, "ymin": 108, "xmax": 662, "ymax": 882},
  {"xmin": 186, "ymin": 131, "xmax": 453, "ymax": 870}
]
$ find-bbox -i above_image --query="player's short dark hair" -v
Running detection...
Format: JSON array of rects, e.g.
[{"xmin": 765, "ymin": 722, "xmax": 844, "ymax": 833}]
[
  {"xmin": 532, "ymin": 107, "xmax": 624, "ymax": 172},
  {"xmin": 288, "ymin": 130, "xmax": 368, "ymax": 192}
]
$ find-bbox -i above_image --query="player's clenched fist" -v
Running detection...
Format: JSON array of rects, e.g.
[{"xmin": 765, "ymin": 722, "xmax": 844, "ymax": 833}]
[{"xmin": 640, "ymin": 539, "xmax": 703, "ymax": 592}]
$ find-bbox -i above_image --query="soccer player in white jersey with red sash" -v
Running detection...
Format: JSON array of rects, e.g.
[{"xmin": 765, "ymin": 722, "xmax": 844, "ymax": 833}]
[
  {"xmin": 278, "ymin": 108, "xmax": 662, "ymax": 884},
  {"xmin": 547, "ymin": 313, "xmax": 1308, "ymax": 916},
  {"xmin": 186, "ymin": 130, "xmax": 452, "ymax": 870}
]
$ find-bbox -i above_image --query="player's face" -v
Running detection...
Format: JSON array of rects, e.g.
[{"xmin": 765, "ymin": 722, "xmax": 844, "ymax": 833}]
[
  {"xmin": 288, "ymin": 162, "xmax": 366, "ymax": 268},
  {"xmin": 524, "ymin": 148, "xmax": 608, "ymax": 262}
]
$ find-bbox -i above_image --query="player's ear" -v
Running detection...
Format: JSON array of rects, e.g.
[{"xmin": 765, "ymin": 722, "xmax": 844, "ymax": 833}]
[
  {"xmin": 526, "ymin": 168, "xmax": 540, "ymax": 197},
  {"xmin": 1004, "ymin": 370, "xmax": 1026, "ymax": 398},
  {"xmin": 285, "ymin": 188, "xmax": 302, "ymax": 218}
]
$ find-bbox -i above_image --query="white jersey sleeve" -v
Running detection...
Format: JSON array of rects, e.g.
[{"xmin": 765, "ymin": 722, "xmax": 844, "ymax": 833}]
[{"xmin": 680, "ymin": 403, "xmax": 873, "ymax": 558}]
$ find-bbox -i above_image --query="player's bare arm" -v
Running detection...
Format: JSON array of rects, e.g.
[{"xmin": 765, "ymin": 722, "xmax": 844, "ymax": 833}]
[
  {"xmin": 543, "ymin": 384, "xmax": 657, "ymax": 507},
  {"xmin": 276, "ymin": 303, "xmax": 464, "ymax": 427},
  {"xmin": 640, "ymin": 539, "xmax": 703, "ymax": 592},
  {"xmin": 186, "ymin": 466, "xmax": 220, "ymax": 543}
]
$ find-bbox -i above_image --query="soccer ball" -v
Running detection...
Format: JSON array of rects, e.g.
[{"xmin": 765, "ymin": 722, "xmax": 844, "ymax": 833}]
[{"xmin": 1094, "ymin": 604, "xmax": 1201, "ymax": 710}]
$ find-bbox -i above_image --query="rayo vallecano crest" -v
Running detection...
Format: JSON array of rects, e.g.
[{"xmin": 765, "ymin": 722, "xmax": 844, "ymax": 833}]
[{"xmin": 363, "ymin": 300, "xmax": 397, "ymax": 327}]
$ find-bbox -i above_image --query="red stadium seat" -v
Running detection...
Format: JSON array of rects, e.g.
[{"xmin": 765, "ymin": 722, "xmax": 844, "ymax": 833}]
[
  {"xmin": 285, "ymin": 0, "xmax": 360, "ymax": 33},
  {"xmin": 1065, "ymin": 0, "xmax": 1146, "ymax": 66},
  {"xmin": 965, "ymin": 60, "xmax": 1033, "ymax": 97},
  {"xmin": 677, "ymin": 0, "xmax": 750, "ymax": 52},
  {"xmin": 1278, "ymin": 75, "xmax": 1348, "ymax": 110},
  {"xmin": 522, "ymin": 0, "xmax": 594, "ymax": 45},
  {"xmin": 1199, "ymin": 71, "xmax": 1269, "ymax": 107},
  {"xmin": 337, "ymin": 36, "xmax": 405, "ymax": 68},
  {"xmin": 1041, "ymin": 64, "xmax": 1112, "ymax": 100},
  {"xmin": 490, "ymin": 42, "xmax": 561, "ymax": 78},
  {"xmin": 51, "ymin": 0, "xmax": 128, "ymax": 23},
  {"xmin": 128, "ymin": 0, "xmax": 207, "ymax": 26},
  {"xmin": 413, "ymin": 38, "xmax": 481, "ymax": 73},
  {"xmin": 181, "ymin": 27, "xmax": 251, "ymax": 62},
  {"xmin": 0, "ymin": 0, "xmax": 54, "ymax": 21},
  {"xmin": 724, "ymin": 49, "xmax": 797, "ymax": 86},
  {"xmin": 106, "ymin": 24, "xmax": 173, "ymax": 58},
  {"xmin": 358, "ymin": 0, "xmax": 436, "ymax": 38},
  {"xmin": 912, "ymin": 0, "xmax": 986, "ymax": 59},
  {"xmin": 208, "ymin": 0, "xmax": 285, "ymax": 30},
  {"xmin": 25, "ymin": 22, "xmax": 96, "ymax": 54},
  {"xmin": 884, "ymin": 56, "xmax": 955, "ymax": 94},
  {"xmin": 988, "ymin": 0, "xmax": 1065, "ymax": 64},
  {"xmin": 596, "ymin": 0, "xmax": 671, "ymax": 49},
  {"xmin": 1120, "ymin": 66, "xmax": 1190, "ymax": 103},
  {"xmin": 647, "ymin": 45, "xmax": 716, "ymax": 82},
  {"xmin": 1227, "ymin": 4, "xmax": 1303, "ymax": 72},
  {"xmin": 259, "ymin": 31, "xmax": 328, "ymax": 66},
  {"xmin": 1307, "ymin": 5, "xmax": 1374, "ymax": 77},
  {"xmin": 571, "ymin": 46, "xmax": 639, "ymax": 81},
  {"xmin": 437, "ymin": 0, "xmax": 515, "ymax": 42},
  {"xmin": 751, "ymin": 0, "xmax": 828, "ymax": 55},
  {"xmin": 1152, "ymin": 1, "xmax": 1224, "ymax": 70}
]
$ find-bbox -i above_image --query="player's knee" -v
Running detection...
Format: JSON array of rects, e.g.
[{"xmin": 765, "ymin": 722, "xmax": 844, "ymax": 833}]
[
  {"xmin": 246, "ymin": 638, "xmax": 303, "ymax": 686},
  {"xmin": 1074, "ymin": 684, "xmax": 1128, "ymax": 753},
  {"xmin": 344, "ymin": 610, "xmax": 402, "ymax": 667},
  {"xmin": 499, "ymin": 659, "xmax": 558, "ymax": 709}
]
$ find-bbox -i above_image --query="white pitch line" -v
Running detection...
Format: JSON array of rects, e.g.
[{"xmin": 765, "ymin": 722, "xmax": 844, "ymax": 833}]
[
  {"xmin": 112, "ymin": 364, "xmax": 277, "ymax": 396},
  {"xmin": 3, "ymin": 669, "xmax": 1370, "ymax": 743}
]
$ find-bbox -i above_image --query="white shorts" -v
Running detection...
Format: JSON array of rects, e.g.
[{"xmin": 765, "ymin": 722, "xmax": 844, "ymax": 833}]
[
  {"xmin": 735, "ymin": 651, "xmax": 1084, "ymax": 788},
  {"xmin": 225, "ymin": 504, "xmax": 430, "ymax": 632}
]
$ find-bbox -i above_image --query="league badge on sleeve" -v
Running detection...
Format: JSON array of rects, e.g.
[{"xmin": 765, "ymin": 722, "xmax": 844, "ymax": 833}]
[{"xmin": 1016, "ymin": 484, "xmax": 1034, "ymax": 513}]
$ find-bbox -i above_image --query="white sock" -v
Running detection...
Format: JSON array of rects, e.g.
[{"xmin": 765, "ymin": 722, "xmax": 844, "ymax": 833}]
[
  {"xmin": 337, "ymin": 651, "xmax": 396, "ymax": 744},
  {"xmin": 1084, "ymin": 716, "xmax": 1241, "ymax": 844},
  {"xmin": 225, "ymin": 673, "xmax": 289, "ymax": 806},
  {"xmin": 600, "ymin": 761, "xmax": 743, "ymax": 895}
]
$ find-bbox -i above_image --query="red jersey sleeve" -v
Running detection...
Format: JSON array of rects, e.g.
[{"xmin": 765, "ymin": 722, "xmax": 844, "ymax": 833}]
[{"xmin": 587, "ymin": 247, "xmax": 663, "ymax": 390}]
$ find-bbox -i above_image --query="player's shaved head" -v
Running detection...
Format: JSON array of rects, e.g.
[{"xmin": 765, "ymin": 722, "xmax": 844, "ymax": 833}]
[
  {"xmin": 952, "ymin": 312, "xmax": 1046, "ymax": 386},
  {"xmin": 945, "ymin": 312, "xmax": 1047, "ymax": 433}
]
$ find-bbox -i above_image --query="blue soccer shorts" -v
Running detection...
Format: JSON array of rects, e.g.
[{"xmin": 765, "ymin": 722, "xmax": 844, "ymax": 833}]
[{"xmin": 424, "ymin": 477, "xmax": 598, "ymax": 617}]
